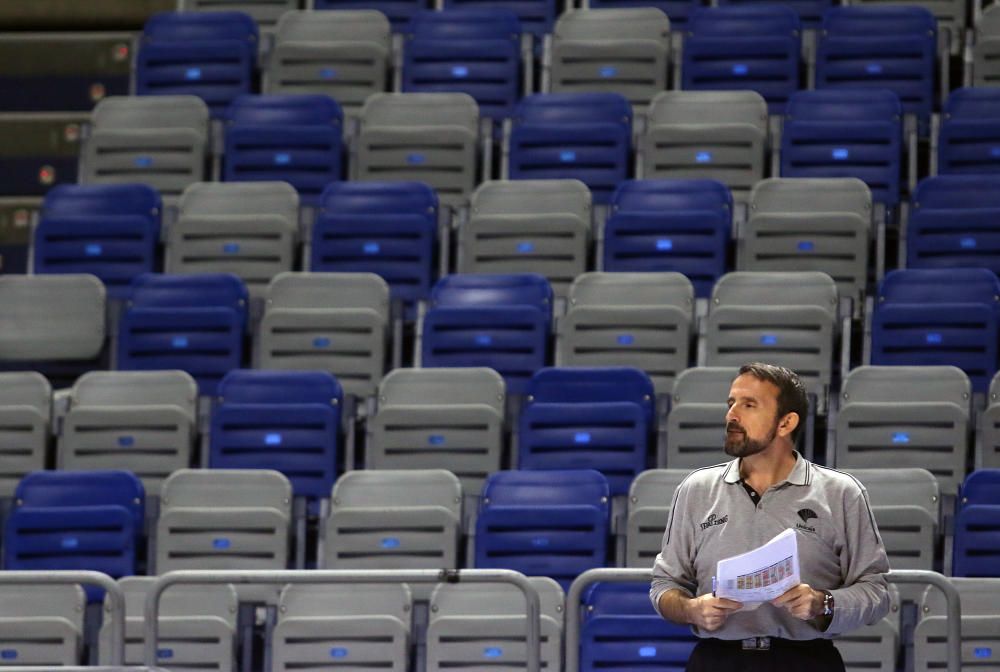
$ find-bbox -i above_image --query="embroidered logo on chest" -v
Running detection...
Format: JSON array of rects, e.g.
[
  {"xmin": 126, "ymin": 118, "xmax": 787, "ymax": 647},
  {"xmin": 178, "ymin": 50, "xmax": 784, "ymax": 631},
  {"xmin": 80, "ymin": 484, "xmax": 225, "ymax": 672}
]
[
  {"xmin": 796, "ymin": 508, "xmax": 818, "ymax": 532},
  {"xmin": 700, "ymin": 513, "xmax": 729, "ymax": 530}
]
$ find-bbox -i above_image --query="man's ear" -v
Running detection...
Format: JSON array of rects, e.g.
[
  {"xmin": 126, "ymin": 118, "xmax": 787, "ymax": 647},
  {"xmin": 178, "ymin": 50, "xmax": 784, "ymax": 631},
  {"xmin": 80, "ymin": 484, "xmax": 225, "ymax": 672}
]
[{"xmin": 776, "ymin": 412, "xmax": 800, "ymax": 438}]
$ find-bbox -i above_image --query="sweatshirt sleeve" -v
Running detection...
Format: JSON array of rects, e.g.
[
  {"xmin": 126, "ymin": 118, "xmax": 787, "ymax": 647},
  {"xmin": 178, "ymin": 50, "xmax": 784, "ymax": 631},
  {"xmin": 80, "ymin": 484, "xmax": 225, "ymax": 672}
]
[{"xmin": 649, "ymin": 479, "xmax": 700, "ymax": 619}]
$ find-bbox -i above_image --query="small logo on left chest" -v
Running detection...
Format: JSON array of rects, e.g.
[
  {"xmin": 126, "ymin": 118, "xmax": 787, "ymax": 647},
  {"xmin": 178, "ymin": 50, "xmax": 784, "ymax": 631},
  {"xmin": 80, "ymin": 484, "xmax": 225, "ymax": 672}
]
[
  {"xmin": 700, "ymin": 513, "xmax": 729, "ymax": 530},
  {"xmin": 796, "ymin": 508, "xmax": 818, "ymax": 532}
]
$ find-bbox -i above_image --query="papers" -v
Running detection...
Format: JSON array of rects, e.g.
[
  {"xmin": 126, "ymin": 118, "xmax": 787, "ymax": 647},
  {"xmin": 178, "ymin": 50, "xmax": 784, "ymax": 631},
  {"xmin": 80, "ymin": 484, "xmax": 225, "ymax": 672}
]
[{"xmin": 714, "ymin": 528, "xmax": 800, "ymax": 610}]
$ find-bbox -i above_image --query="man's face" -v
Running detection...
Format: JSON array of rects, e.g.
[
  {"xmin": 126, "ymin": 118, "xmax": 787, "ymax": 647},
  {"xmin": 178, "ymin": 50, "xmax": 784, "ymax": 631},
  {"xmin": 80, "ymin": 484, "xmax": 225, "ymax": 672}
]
[{"xmin": 724, "ymin": 374, "xmax": 782, "ymax": 458}]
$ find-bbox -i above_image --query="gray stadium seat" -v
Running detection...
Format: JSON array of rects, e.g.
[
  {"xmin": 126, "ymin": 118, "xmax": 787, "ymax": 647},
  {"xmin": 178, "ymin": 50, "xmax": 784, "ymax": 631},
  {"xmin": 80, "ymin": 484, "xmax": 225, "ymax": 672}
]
[
  {"xmin": 366, "ymin": 367, "xmax": 505, "ymax": 500},
  {"xmin": 156, "ymin": 468, "xmax": 292, "ymax": 573},
  {"xmin": 0, "ymin": 584, "xmax": 85, "ymax": 667},
  {"xmin": 256, "ymin": 272, "xmax": 390, "ymax": 399},
  {"xmin": 702, "ymin": 271, "xmax": 839, "ymax": 405},
  {"xmin": 624, "ymin": 468, "xmax": 691, "ymax": 568},
  {"xmin": 0, "ymin": 274, "xmax": 105, "ymax": 362},
  {"xmin": 740, "ymin": 178, "xmax": 872, "ymax": 308},
  {"xmin": 99, "ymin": 576, "xmax": 238, "ymax": 672},
  {"xmin": 426, "ymin": 577, "xmax": 564, "ymax": 672},
  {"xmin": 639, "ymin": 90, "xmax": 768, "ymax": 203},
  {"xmin": 168, "ymin": 182, "xmax": 299, "ymax": 299},
  {"xmin": 264, "ymin": 10, "xmax": 391, "ymax": 116},
  {"xmin": 80, "ymin": 95, "xmax": 209, "ymax": 202},
  {"xmin": 353, "ymin": 93, "xmax": 481, "ymax": 209},
  {"xmin": 972, "ymin": 5, "xmax": 1000, "ymax": 85},
  {"xmin": 324, "ymin": 470, "xmax": 462, "ymax": 575},
  {"xmin": 556, "ymin": 272, "xmax": 695, "ymax": 396},
  {"xmin": 273, "ymin": 583, "xmax": 412, "ymax": 672},
  {"xmin": 548, "ymin": 8, "xmax": 670, "ymax": 110},
  {"xmin": 832, "ymin": 584, "xmax": 901, "ymax": 672},
  {"xmin": 0, "ymin": 372, "xmax": 50, "ymax": 499},
  {"xmin": 663, "ymin": 367, "xmax": 739, "ymax": 469},
  {"xmin": 914, "ymin": 578, "xmax": 1000, "ymax": 672},
  {"xmin": 834, "ymin": 366, "xmax": 970, "ymax": 495},
  {"xmin": 59, "ymin": 370, "xmax": 198, "ymax": 497},
  {"xmin": 976, "ymin": 370, "xmax": 1000, "ymax": 469},
  {"xmin": 460, "ymin": 180, "xmax": 591, "ymax": 298},
  {"xmin": 178, "ymin": 0, "xmax": 299, "ymax": 29}
]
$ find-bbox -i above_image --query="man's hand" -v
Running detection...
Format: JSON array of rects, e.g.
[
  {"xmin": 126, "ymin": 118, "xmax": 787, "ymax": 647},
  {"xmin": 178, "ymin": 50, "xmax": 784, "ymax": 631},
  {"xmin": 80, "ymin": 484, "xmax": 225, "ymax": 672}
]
[
  {"xmin": 770, "ymin": 584, "xmax": 825, "ymax": 620},
  {"xmin": 683, "ymin": 594, "xmax": 743, "ymax": 631}
]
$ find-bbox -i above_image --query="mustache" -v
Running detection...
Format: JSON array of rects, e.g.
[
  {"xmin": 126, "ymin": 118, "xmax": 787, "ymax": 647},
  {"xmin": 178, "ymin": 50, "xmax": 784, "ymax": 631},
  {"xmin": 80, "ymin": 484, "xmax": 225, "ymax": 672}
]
[{"xmin": 726, "ymin": 422, "xmax": 745, "ymax": 433}]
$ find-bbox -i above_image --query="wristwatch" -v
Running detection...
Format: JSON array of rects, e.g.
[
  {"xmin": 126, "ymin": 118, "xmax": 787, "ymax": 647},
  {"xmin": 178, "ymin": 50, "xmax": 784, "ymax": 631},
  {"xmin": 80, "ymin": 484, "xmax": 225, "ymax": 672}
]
[{"xmin": 822, "ymin": 590, "xmax": 835, "ymax": 617}]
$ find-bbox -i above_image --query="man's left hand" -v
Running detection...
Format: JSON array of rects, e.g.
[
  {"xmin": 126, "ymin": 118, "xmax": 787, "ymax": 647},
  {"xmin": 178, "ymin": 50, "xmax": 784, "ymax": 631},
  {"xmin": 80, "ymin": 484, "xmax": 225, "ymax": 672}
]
[{"xmin": 770, "ymin": 584, "xmax": 825, "ymax": 620}]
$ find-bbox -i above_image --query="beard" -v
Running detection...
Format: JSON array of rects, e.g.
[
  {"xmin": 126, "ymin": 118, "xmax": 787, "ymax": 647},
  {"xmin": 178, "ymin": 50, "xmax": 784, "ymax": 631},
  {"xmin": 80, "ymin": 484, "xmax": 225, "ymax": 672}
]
[{"xmin": 724, "ymin": 421, "xmax": 777, "ymax": 458}]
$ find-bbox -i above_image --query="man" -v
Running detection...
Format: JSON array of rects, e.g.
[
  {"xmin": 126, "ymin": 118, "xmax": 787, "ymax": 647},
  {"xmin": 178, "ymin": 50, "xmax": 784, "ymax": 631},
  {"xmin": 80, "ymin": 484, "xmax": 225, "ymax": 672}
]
[{"xmin": 650, "ymin": 362, "xmax": 890, "ymax": 672}]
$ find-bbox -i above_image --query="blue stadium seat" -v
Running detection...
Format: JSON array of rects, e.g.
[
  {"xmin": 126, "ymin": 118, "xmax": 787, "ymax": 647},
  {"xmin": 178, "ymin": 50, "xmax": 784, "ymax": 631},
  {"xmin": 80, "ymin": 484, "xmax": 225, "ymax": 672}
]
[
  {"xmin": 3, "ymin": 470, "xmax": 144, "ymax": 600},
  {"xmin": 717, "ymin": 0, "xmax": 832, "ymax": 29},
  {"xmin": 314, "ymin": 0, "xmax": 428, "ymax": 30},
  {"xmin": 603, "ymin": 179, "xmax": 731, "ymax": 298},
  {"xmin": 402, "ymin": 10, "xmax": 523, "ymax": 122},
  {"xmin": 518, "ymin": 367, "xmax": 654, "ymax": 496},
  {"xmin": 580, "ymin": 582, "xmax": 698, "ymax": 672},
  {"xmin": 136, "ymin": 12, "xmax": 258, "ymax": 119},
  {"xmin": 953, "ymin": 469, "xmax": 1000, "ymax": 577},
  {"xmin": 474, "ymin": 469, "xmax": 610, "ymax": 589},
  {"xmin": 33, "ymin": 184, "xmax": 161, "ymax": 300},
  {"xmin": 937, "ymin": 88, "xmax": 1000, "ymax": 176},
  {"xmin": 116, "ymin": 273, "xmax": 248, "ymax": 396},
  {"xmin": 906, "ymin": 175, "xmax": 1000, "ymax": 274},
  {"xmin": 815, "ymin": 7, "xmax": 936, "ymax": 129},
  {"xmin": 311, "ymin": 181, "xmax": 438, "ymax": 312},
  {"xmin": 682, "ymin": 6, "xmax": 801, "ymax": 114},
  {"xmin": 420, "ymin": 273, "xmax": 552, "ymax": 395},
  {"xmin": 210, "ymin": 370, "xmax": 341, "ymax": 510},
  {"xmin": 586, "ymin": 0, "xmax": 699, "ymax": 30},
  {"xmin": 781, "ymin": 89, "xmax": 902, "ymax": 208},
  {"xmin": 870, "ymin": 268, "xmax": 1000, "ymax": 393},
  {"xmin": 223, "ymin": 94, "xmax": 343, "ymax": 207},
  {"xmin": 508, "ymin": 92, "xmax": 632, "ymax": 204},
  {"xmin": 442, "ymin": 0, "xmax": 556, "ymax": 40}
]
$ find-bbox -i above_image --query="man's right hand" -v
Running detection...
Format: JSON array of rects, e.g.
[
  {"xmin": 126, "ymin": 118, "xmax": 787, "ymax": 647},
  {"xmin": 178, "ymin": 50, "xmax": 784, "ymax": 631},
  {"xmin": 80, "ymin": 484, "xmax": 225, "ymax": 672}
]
[{"xmin": 684, "ymin": 594, "xmax": 743, "ymax": 631}]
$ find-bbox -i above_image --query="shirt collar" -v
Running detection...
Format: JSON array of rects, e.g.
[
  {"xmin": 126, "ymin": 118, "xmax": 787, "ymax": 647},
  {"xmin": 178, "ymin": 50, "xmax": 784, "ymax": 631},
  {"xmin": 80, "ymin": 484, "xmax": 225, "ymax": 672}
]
[{"xmin": 723, "ymin": 451, "xmax": 811, "ymax": 486}]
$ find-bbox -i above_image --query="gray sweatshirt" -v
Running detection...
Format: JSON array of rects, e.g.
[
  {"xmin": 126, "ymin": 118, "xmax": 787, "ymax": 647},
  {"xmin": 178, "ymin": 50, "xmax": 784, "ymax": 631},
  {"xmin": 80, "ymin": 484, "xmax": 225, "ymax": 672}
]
[{"xmin": 649, "ymin": 453, "xmax": 891, "ymax": 639}]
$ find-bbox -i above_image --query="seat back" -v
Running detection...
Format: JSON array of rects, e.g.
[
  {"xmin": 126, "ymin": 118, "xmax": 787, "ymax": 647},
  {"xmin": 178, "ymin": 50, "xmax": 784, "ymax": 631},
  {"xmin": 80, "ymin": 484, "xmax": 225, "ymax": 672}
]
[
  {"xmin": 314, "ymin": 0, "xmax": 426, "ymax": 29},
  {"xmin": 936, "ymin": 89, "xmax": 1000, "ymax": 176},
  {"xmin": 979, "ymin": 371, "xmax": 1000, "ymax": 469},
  {"xmin": 664, "ymin": 366, "xmax": 739, "ymax": 468},
  {"xmin": 0, "ymin": 584, "xmax": 86, "ymax": 666},
  {"xmin": 914, "ymin": 578, "xmax": 1000, "ymax": 671},
  {"xmin": 625, "ymin": 468, "xmax": 691, "ymax": 567},
  {"xmin": 973, "ymin": 5, "xmax": 1000, "ymax": 86},
  {"xmin": 442, "ymin": 0, "xmax": 558, "ymax": 39},
  {"xmin": 0, "ymin": 372, "xmax": 50, "ymax": 498},
  {"xmin": 717, "ymin": 0, "xmax": 833, "ymax": 29},
  {"xmin": 906, "ymin": 175, "xmax": 1000, "ymax": 272},
  {"xmin": 954, "ymin": 470, "xmax": 1000, "ymax": 576}
]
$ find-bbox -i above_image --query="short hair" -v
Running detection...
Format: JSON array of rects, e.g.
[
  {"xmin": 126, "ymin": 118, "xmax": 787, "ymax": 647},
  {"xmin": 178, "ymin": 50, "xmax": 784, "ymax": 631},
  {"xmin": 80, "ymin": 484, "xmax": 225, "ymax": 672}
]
[{"xmin": 737, "ymin": 362, "xmax": 809, "ymax": 444}]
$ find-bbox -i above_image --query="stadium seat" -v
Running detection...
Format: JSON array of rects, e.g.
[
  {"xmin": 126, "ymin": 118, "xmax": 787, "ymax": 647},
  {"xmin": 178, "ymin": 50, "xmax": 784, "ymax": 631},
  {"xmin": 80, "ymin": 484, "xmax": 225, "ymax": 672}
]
[
  {"xmin": 310, "ymin": 181, "xmax": 438, "ymax": 311},
  {"xmin": 156, "ymin": 468, "xmax": 291, "ymax": 572},
  {"xmin": 832, "ymin": 585, "xmax": 901, "ymax": 672},
  {"xmin": 59, "ymin": 370, "xmax": 198, "ymax": 497},
  {"xmin": 33, "ymin": 184, "xmax": 161, "ymax": 300},
  {"xmin": 682, "ymin": 6, "xmax": 801, "ymax": 114},
  {"xmin": 441, "ymin": 0, "xmax": 556, "ymax": 41},
  {"xmin": 0, "ymin": 112, "xmax": 87, "ymax": 196},
  {"xmin": 639, "ymin": 90, "xmax": 767, "ymax": 203},
  {"xmin": 702, "ymin": 271, "xmax": 839, "ymax": 405},
  {"xmin": 740, "ymin": 178, "xmax": 871, "ymax": 308},
  {"xmin": 625, "ymin": 468, "xmax": 691, "ymax": 567},
  {"xmin": 426, "ymin": 577, "xmax": 564, "ymax": 672},
  {"xmin": 323, "ymin": 469, "xmax": 462, "ymax": 574},
  {"xmin": 717, "ymin": 0, "xmax": 832, "ymax": 30},
  {"xmin": 780, "ymin": 89, "xmax": 903, "ymax": 209},
  {"xmin": 167, "ymin": 181, "xmax": 299, "ymax": 297},
  {"xmin": 852, "ymin": 0, "xmax": 963, "ymax": 56},
  {"xmin": 0, "ymin": 585, "xmax": 86, "ymax": 666},
  {"xmin": 548, "ymin": 8, "xmax": 670, "ymax": 110},
  {"xmin": 602, "ymin": 179, "xmax": 731, "ymax": 298},
  {"xmin": 223, "ymin": 95, "xmax": 343, "ymax": 206},
  {"xmin": 177, "ymin": 0, "xmax": 298, "ymax": 31},
  {"xmin": 80, "ymin": 95, "xmax": 210, "ymax": 203},
  {"xmin": 366, "ymin": 367, "xmax": 505, "ymax": 499},
  {"xmin": 136, "ymin": 11, "xmax": 258, "ymax": 118},
  {"xmin": 663, "ymin": 366, "xmax": 739, "ymax": 469},
  {"xmin": 99, "ymin": 576, "xmax": 238, "ymax": 671},
  {"xmin": 3, "ymin": 470, "xmax": 144, "ymax": 599},
  {"xmin": 869, "ymin": 268, "xmax": 1000, "ymax": 394},
  {"xmin": 835, "ymin": 366, "xmax": 970, "ymax": 495},
  {"xmin": 402, "ymin": 9, "xmax": 525, "ymax": 122},
  {"xmin": 584, "ymin": 0, "xmax": 696, "ymax": 30},
  {"xmin": 264, "ymin": 10, "xmax": 390, "ymax": 117},
  {"xmin": 273, "ymin": 583, "xmax": 412, "ymax": 672},
  {"xmin": 0, "ymin": 372, "xmax": 50, "ymax": 499},
  {"xmin": 461, "ymin": 180, "xmax": 591, "ymax": 298},
  {"xmin": 580, "ymin": 582, "xmax": 698, "ymax": 671},
  {"xmin": 556, "ymin": 272, "xmax": 694, "ymax": 396},
  {"xmin": 914, "ymin": 578, "xmax": 1000, "ymax": 671},
  {"xmin": 978, "ymin": 371, "xmax": 1000, "ymax": 469},
  {"xmin": 953, "ymin": 469, "xmax": 1000, "ymax": 576},
  {"xmin": 474, "ymin": 469, "xmax": 610, "ymax": 589},
  {"xmin": 506, "ymin": 92, "xmax": 632, "ymax": 205},
  {"xmin": 419, "ymin": 273, "xmax": 552, "ymax": 396},
  {"xmin": 256, "ymin": 272, "xmax": 389, "ymax": 399},
  {"xmin": 518, "ymin": 367, "xmax": 655, "ymax": 496},
  {"xmin": 935, "ymin": 88, "xmax": 1000, "ymax": 176},
  {"xmin": 971, "ymin": 4, "xmax": 1000, "ymax": 86},
  {"xmin": 314, "ymin": 0, "xmax": 427, "ymax": 31},
  {"xmin": 354, "ymin": 93, "xmax": 481, "ymax": 209},
  {"xmin": 815, "ymin": 7, "xmax": 937, "ymax": 130},
  {"xmin": 117, "ymin": 273, "xmax": 247, "ymax": 396}
]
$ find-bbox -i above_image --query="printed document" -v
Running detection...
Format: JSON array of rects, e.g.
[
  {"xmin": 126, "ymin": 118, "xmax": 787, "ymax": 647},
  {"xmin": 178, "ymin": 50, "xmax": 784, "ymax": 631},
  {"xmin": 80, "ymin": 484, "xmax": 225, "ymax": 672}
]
[{"xmin": 714, "ymin": 528, "xmax": 800, "ymax": 610}]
